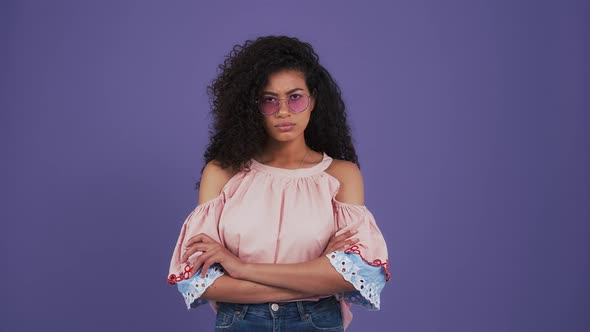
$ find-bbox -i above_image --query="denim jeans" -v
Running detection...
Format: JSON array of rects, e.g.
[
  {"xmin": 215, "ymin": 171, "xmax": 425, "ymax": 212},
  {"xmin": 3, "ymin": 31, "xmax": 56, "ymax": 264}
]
[{"xmin": 215, "ymin": 296, "xmax": 344, "ymax": 331}]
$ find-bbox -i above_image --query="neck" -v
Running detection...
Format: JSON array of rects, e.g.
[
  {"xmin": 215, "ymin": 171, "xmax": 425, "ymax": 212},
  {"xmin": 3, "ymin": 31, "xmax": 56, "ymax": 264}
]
[{"xmin": 259, "ymin": 138, "xmax": 308, "ymax": 165}]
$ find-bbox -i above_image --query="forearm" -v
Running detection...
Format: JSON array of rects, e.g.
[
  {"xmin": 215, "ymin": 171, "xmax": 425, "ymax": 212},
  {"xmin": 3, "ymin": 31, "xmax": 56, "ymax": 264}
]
[
  {"xmin": 201, "ymin": 275, "xmax": 314, "ymax": 303},
  {"xmin": 238, "ymin": 256, "xmax": 356, "ymax": 295}
]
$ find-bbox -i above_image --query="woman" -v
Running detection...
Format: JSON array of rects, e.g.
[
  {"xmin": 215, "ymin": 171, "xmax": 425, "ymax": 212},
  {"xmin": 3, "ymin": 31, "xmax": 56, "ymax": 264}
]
[{"xmin": 167, "ymin": 36, "xmax": 390, "ymax": 331}]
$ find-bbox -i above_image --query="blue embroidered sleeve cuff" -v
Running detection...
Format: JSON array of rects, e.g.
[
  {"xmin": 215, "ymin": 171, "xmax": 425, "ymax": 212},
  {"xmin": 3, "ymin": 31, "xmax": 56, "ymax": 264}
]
[
  {"xmin": 176, "ymin": 263, "xmax": 225, "ymax": 309},
  {"xmin": 326, "ymin": 251, "xmax": 386, "ymax": 310}
]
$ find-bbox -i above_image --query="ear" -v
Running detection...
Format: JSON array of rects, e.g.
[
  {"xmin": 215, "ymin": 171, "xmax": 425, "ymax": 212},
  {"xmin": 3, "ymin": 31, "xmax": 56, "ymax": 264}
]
[{"xmin": 310, "ymin": 91, "xmax": 317, "ymax": 112}]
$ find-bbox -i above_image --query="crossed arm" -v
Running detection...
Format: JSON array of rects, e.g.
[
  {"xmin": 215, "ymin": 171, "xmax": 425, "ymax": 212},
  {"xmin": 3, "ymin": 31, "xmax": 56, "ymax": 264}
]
[
  {"xmin": 191, "ymin": 159, "xmax": 364, "ymax": 303},
  {"xmin": 184, "ymin": 230, "xmax": 359, "ymax": 303}
]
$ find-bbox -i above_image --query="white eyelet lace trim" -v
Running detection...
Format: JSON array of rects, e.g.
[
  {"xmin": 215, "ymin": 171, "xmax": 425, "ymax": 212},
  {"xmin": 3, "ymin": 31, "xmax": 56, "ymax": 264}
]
[
  {"xmin": 326, "ymin": 251, "xmax": 384, "ymax": 310},
  {"xmin": 176, "ymin": 264, "xmax": 225, "ymax": 309}
]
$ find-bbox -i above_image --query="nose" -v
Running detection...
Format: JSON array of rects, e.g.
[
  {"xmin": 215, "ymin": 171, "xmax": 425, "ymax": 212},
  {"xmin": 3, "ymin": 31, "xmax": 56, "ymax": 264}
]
[{"xmin": 275, "ymin": 99, "xmax": 290, "ymax": 117}]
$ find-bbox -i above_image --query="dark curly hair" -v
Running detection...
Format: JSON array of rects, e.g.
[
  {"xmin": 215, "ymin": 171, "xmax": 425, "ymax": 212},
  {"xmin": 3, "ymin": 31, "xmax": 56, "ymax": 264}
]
[{"xmin": 199, "ymin": 35, "xmax": 358, "ymax": 186}]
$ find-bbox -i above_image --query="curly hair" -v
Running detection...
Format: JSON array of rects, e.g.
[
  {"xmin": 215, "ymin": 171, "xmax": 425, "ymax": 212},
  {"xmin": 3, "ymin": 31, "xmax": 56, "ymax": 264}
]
[{"xmin": 199, "ymin": 35, "xmax": 358, "ymax": 186}]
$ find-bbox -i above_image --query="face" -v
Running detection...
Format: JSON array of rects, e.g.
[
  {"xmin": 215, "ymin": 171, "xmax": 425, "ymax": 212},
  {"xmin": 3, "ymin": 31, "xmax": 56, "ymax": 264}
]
[{"xmin": 258, "ymin": 70, "xmax": 315, "ymax": 143}]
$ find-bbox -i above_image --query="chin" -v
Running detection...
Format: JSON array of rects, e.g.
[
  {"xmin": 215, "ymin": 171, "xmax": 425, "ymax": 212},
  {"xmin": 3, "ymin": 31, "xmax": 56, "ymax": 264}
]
[{"xmin": 269, "ymin": 131, "xmax": 301, "ymax": 142}]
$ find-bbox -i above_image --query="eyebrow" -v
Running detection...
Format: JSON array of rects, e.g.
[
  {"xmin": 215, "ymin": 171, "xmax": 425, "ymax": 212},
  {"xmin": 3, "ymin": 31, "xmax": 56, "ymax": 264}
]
[{"xmin": 261, "ymin": 88, "xmax": 304, "ymax": 96}]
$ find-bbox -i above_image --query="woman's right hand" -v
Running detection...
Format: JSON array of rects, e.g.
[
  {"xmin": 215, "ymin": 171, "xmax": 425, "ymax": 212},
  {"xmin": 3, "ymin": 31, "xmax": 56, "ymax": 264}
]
[{"xmin": 322, "ymin": 229, "xmax": 359, "ymax": 256}]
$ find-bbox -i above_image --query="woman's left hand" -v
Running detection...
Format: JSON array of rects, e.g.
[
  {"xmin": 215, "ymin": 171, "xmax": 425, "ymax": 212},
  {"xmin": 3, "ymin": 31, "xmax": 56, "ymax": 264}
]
[
  {"xmin": 181, "ymin": 233, "xmax": 244, "ymax": 278},
  {"xmin": 322, "ymin": 228, "xmax": 359, "ymax": 256}
]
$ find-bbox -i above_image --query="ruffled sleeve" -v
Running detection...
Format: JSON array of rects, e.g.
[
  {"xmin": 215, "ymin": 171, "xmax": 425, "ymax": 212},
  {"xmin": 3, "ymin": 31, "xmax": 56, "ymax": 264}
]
[
  {"xmin": 167, "ymin": 195, "xmax": 226, "ymax": 309},
  {"xmin": 326, "ymin": 199, "xmax": 390, "ymax": 310}
]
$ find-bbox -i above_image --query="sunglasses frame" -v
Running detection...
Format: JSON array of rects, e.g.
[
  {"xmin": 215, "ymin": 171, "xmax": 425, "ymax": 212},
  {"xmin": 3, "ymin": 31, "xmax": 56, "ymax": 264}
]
[{"xmin": 255, "ymin": 93, "xmax": 312, "ymax": 116}]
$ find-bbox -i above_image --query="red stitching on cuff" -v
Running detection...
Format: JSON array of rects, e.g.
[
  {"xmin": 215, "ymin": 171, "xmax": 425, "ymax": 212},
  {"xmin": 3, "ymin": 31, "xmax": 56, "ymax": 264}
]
[
  {"xmin": 344, "ymin": 245, "xmax": 391, "ymax": 282},
  {"xmin": 168, "ymin": 264, "xmax": 193, "ymax": 285}
]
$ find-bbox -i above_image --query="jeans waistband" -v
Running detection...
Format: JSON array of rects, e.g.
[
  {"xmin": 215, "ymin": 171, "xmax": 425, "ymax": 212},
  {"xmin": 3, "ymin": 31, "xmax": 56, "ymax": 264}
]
[{"xmin": 217, "ymin": 296, "xmax": 339, "ymax": 321}]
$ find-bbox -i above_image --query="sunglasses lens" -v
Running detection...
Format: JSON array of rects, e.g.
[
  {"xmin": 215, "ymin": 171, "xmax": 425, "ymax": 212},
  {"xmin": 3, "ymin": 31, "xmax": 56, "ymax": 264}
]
[
  {"xmin": 288, "ymin": 94, "xmax": 309, "ymax": 113},
  {"xmin": 259, "ymin": 99, "xmax": 278, "ymax": 115}
]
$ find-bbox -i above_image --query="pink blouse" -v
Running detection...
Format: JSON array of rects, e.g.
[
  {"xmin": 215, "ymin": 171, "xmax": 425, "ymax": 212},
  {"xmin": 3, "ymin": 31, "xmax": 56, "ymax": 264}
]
[{"xmin": 167, "ymin": 152, "xmax": 389, "ymax": 330}]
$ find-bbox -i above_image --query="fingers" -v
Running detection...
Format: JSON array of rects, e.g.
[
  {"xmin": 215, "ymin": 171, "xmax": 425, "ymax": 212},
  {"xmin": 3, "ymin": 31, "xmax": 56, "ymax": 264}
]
[
  {"xmin": 332, "ymin": 229, "xmax": 358, "ymax": 242},
  {"xmin": 326, "ymin": 229, "xmax": 359, "ymax": 249},
  {"xmin": 199, "ymin": 249, "xmax": 222, "ymax": 278},
  {"xmin": 327, "ymin": 237, "xmax": 359, "ymax": 253},
  {"xmin": 182, "ymin": 233, "xmax": 218, "ymax": 262},
  {"xmin": 184, "ymin": 233, "xmax": 216, "ymax": 247},
  {"xmin": 181, "ymin": 242, "xmax": 212, "ymax": 263},
  {"xmin": 340, "ymin": 237, "xmax": 360, "ymax": 248},
  {"xmin": 200, "ymin": 254, "xmax": 218, "ymax": 278},
  {"xmin": 192, "ymin": 248, "xmax": 217, "ymax": 278}
]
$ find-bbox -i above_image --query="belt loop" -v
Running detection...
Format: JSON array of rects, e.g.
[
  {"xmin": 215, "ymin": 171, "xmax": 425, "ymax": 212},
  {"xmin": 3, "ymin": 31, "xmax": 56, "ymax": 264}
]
[
  {"xmin": 296, "ymin": 301, "xmax": 307, "ymax": 320},
  {"xmin": 237, "ymin": 304, "xmax": 248, "ymax": 320}
]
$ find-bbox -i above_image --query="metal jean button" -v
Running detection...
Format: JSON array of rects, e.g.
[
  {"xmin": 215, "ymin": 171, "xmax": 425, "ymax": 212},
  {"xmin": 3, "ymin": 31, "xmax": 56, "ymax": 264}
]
[{"xmin": 271, "ymin": 303, "xmax": 279, "ymax": 311}]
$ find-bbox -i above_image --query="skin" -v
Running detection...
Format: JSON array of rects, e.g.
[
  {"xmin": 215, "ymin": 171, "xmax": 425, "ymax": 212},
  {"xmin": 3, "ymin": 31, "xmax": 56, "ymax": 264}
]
[
  {"xmin": 184, "ymin": 70, "xmax": 367, "ymax": 303},
  {"xmin": 257, "ymin": 70, "xmax": 315, "ymax": 165}
]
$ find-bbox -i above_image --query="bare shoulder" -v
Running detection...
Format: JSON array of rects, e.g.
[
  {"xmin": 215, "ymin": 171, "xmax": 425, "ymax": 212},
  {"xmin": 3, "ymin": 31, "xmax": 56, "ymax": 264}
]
[
  {"xmin": 324, "ymin": 159, "xmax": 365, "ymax": 205},
  {"xmin": 198, "ymin": 160, "xmax": 238, "ymax": 204}
]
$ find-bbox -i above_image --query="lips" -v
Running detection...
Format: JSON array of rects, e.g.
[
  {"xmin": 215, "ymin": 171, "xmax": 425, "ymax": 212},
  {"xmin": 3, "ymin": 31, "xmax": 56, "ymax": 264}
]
[
  {"xmin": 275, "ymin": 122, "xmax": 295, "ymax": 127},
  {"xmin": 275, "ymin": 122, "xmax": 295, "ymax": 132}
]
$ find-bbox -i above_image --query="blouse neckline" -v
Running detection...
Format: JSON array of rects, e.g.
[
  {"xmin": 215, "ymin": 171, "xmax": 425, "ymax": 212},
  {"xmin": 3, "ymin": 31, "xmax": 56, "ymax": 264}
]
[{"xmin": 250, "ymin": 152, "xmax": 333, "ymax": 177}]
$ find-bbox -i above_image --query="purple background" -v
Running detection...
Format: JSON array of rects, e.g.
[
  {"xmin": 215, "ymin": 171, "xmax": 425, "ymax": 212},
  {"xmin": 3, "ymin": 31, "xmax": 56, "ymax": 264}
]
[{"xmin": 2, "ymin": 0, "xmax": 589, "ymax": 331}]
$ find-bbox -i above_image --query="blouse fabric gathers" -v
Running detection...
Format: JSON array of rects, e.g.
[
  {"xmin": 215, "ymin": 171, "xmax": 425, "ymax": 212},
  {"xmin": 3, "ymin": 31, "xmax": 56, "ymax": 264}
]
[{"xmin": 167, "ymin": 153, "xmax": 389, "ymax": 330}]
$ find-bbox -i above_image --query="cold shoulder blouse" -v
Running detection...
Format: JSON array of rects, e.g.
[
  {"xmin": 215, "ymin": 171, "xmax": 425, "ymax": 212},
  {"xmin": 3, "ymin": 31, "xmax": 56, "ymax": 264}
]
[{"xmin": 167, "ymin": 153, "xmax": 390, "ymax": 330}]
